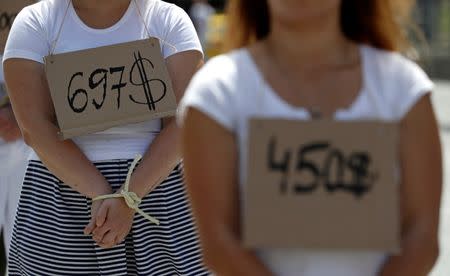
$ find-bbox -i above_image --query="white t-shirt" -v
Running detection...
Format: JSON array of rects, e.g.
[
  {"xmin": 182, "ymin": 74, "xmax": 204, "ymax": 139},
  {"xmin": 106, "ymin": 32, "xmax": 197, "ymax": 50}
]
[
  {"xmin": 3, "ymin": 0, "xmax": 202, "ymax": 161},
  {"xmin": 178, "ymin": 45, "xmax": 434, "ymax": 276}
]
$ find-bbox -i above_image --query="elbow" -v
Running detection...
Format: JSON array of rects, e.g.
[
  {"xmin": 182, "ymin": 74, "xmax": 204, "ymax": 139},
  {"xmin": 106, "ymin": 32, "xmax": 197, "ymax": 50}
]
[
  {"xmin": 200, "ymin": 233, "xmax": 238, "ymax": 274},
  {"xmin": 427, "ymin": 240, "xmax": 440, "ymax": 269},
  {"xmin": 20, "ymin": 120, "xmax": 45, "ymax": 148},
  {"xmin": 20, "ymin": 116, "xmax": 54, "ymax": 148},
  {"xmin": 406, "ymin": 227, "xmax": 440, "ymax": 273},
  {"xmin": 22, "ymin": 128, "xmax": 34, "ymax": 147},
  {"xmin": 418, "ymin": 240, "xmax": 440, "ymax": 275},
  {"xmin": 201, "ymin": 239, "xmax": 227, "ymax": 272},
  {"xmin": 419, "ymin": 226, "xmax": 440, "ymax": 270}
]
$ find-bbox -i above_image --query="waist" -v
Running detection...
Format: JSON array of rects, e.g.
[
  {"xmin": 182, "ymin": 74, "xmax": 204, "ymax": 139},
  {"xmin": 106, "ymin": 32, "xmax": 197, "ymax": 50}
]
[
  {"xmin": 257, "ymin": 249, "xmax": 386, "ymax": 276},
  {"xmin": 29, "ymin": 132, "xmax": 158, "ymax": 161}
]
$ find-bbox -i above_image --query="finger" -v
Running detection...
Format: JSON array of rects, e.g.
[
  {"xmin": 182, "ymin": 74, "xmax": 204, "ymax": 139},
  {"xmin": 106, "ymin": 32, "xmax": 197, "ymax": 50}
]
[
  {"xmin": 115, "ymin": 233, "xmax": 127, "ymax": 245},
  {"xmin": 99, "ymin": 231, "xmax": 117, "ymax": 249},
  {"xmin": 96, "ymin": 204, "xmax": 109, "ymax": 227},
  {"xmin": 84, "ymin": 217, "xmax": 96, "ymax": 235},
  {"xmin": 93, "ymin": 225, "xmax": 110, "ymax": 242}
]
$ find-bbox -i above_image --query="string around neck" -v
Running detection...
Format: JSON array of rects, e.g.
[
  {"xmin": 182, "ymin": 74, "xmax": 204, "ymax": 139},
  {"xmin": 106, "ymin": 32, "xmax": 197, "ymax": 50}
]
[
  {"xmin": 49, "ymin": 0, "xmax": 178, "ymax": 58},
  {"xmin": 49, "ymin": 0, "xmax": 71, "ymax": 56},
  {"xmin": 133, "ymin": 0, "xmax": 178, "ymax": 54}
]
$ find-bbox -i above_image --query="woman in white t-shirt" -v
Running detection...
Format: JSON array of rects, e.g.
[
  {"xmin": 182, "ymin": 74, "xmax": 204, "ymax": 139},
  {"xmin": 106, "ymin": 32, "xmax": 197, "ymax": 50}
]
[
  {"xmin": 179, "ymin": 0, "xmax": 442, "ymax": 275},
  {"xmin": 3, "ymin": 0, "xmax": 209, "ymax": 275}
]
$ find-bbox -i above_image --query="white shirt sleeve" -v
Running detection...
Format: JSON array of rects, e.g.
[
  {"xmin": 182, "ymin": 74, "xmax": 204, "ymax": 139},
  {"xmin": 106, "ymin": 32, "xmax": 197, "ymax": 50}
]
[
  {"xmin": 3, "ymin": 4, "xmax": 50, "ymax": 64},
  {"xmin": 178, "ymin": 55, "xmax": 237, "ymax": 131},
  {"xmin": 391, "ymin": 55, "xmax": 434, "ymax": 119},
  {"xmin": 157, "ymin": 4, "xmax": 203, "ymax": 59}
]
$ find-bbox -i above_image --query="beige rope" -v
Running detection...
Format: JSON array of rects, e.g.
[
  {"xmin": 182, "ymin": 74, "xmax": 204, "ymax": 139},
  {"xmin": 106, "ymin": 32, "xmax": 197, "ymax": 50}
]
[
  {"xmin": 49, "ymin": 0, "xmax": 71, "ymax": 56},
  {"xmin": 93, "ymin": 155, "xmax": 160, "ymax": 225}
]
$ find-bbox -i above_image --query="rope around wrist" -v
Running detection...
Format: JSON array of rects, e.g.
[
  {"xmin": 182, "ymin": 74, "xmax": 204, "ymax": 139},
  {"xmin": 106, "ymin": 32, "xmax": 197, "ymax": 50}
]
[{"xmin": 93, "ymin": 155, "xmax": 160, "ymax": 225}]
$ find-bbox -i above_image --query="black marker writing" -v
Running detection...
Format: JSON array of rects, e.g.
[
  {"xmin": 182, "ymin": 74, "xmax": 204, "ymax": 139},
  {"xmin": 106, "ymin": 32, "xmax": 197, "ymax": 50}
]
[
  {"xmin": 65, "ymin": 51, "xmax": 167, "ymax": 113},
  {"xmin": 129, "ymin": 51, "xmax": 167, "ymax": 111},
  {"xmin": 89, "ymin": 68, "xmax": 108, "ymax": 109},
  {"xmin": 67, "ymin": 72, "xmax": 88, "ymax": 113},
  {"xmin": 268, "ymin": 137, "xmax": 292, "ymax": 194},
  {"xmin": 110, "ymin": 66, "xmax": 126, "ymax": 109},
  {"xmin": 268, "ymin": 138, "xmax": 377, "ymax": 198},
  {"xmin": 294, "ymin": 142, "xmax": 329, "ymax": 193}
]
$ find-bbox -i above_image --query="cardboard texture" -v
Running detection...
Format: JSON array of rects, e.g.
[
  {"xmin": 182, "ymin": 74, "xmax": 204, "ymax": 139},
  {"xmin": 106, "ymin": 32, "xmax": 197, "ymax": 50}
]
[
  {"xmin": 0, "ymin": 0, "xmax": 34, "ymax": 53},
  {"xmin": 44, "ymin": 38, "xmax": 177, "ymax": 139},
  {"xmin": 244, "ymin": 119, "xmax": 400, "ymax": 252}
]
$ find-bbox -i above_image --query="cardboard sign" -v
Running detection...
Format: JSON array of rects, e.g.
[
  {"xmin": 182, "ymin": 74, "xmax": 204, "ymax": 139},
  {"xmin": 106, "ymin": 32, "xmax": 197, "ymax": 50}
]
[
  {"xmin": 244, "ymin": 119, "xmax": 400, "ymax": 252},
  {"xmin": 0, "ymin": 0, "xmax": 34, "ymax": 53},
  {"xmin": 45, "ymin": 38, "xmax": 177, "ymax": 139}
]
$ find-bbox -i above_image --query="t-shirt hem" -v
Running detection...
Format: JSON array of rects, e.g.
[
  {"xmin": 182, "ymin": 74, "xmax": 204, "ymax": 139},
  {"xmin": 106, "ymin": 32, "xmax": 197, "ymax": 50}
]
[
  {"xmin": 164, "ymin": 43, "xmax": 203, "ymax": 59},
  {"xmin": 398, "ymin": 81, "xmax": 434, "ymax": 119},
  {"xmin": 28, "ymin": 151, "xmax": 148, "ymax": 162},
  {"xmin": 3, "ymin": 50, "xmax": 45, "ymax": 64},
  {"xmin": 178, "ymin": 102, "xmax": 234, "ymax": 132}
]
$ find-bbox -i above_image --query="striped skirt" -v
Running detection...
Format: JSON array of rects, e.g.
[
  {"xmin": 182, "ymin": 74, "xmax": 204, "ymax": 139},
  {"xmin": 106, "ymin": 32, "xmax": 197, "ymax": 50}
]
[{"xmin": 8, "ymin": 159, "xmax": 210, "ymax": 276}]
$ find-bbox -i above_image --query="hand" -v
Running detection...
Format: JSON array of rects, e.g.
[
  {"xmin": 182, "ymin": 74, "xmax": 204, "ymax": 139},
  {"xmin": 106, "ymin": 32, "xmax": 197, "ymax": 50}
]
[
  {"xmin": 0, "ymin": 106, "xmax": 22, "ymax": 142},
  {"xmin": 90, "ymin": 197, "xmax": 135, "ymax": 249},
  {"xmin": 84, "ymin": 199, "xmax": 105, "ymax": 236}
]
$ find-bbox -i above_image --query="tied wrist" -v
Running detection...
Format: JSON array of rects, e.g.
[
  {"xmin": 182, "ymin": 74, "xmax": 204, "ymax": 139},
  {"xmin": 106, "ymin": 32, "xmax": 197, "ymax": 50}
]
[
  {"xmin": 119, "ymin": 189, "xmax": 141, "ymax": 210},
  {"xmin": 93, "ymin": 189, "xmax": 141, "ymax": 211},
  {"xmin": 92, "ymin": 155, "xmax": 160, "ymax": 225}
]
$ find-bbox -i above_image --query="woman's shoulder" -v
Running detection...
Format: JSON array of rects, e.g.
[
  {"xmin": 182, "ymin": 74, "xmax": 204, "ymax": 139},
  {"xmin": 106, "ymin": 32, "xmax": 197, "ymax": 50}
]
[
  {"xmin": 362, "ymin": 45, "xmax": 434, "ymax": 119},
  {"xmin": 139, "ymin": 0, "xmax": 188, "ymax": 21},
  {"xmin": 19, "ymin": 0, "xmax": 62, "ymax": 19},
  {"xmin": 194, "ymin": 49, "xmax": 252, "ymax": 86},
  {"xmin": 363, "ymin": 45, "xmax": 429, "ymax": 85},
  {"xmin": 180, "ymin": 49, "xmax": 250, "ymax": 130},
  {"xmin": 14, "ymin": 0, "xmax": 64, "ymax": 30}
]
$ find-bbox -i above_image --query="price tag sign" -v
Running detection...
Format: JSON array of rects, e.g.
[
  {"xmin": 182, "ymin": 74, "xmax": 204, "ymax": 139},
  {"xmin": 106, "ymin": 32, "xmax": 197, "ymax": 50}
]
[
  {"xmin": 44, "ymin": 38, "xmax": 177, "ymax": 139},
  {"xmin": 0, "ymin": 0, "xmax": 35, "ymax": 52},
  {"xmin": 244, "ymin": 119, "xmax": 400, "ymax": 252}
]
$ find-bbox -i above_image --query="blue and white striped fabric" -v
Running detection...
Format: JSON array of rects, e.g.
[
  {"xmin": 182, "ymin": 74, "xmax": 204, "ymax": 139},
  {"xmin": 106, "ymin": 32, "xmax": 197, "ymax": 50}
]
[{"xmin": 8, "ymin": 159, "xmax": 209, "ymax": 276}]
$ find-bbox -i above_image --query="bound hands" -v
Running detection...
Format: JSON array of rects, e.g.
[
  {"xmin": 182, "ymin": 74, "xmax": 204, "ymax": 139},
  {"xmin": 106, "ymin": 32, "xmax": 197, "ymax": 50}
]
[{"xmin": 84, "ymin": 189, "xmax": 135, "ymax": 249}]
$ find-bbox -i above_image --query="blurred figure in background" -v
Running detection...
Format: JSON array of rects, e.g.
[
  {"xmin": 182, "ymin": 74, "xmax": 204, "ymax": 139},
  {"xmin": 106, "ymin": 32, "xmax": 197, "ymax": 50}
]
[
  {"xmin": 180, "ymin": 0, "xmax": 442, "ymax": 275},
  {"xmin": 203, "ymin": 12, "xmax": 226, "ymax": 59},
  {"xmin": 0, "ymin": 55, "xmax": 30, "ymax": 260},
  {"xmin": 190, "ymin": 0, "xmax": 215, "ymax": 49},
  {"xmin": 0, "ymin": 1, "xmax": 34, "ymax": 268}
]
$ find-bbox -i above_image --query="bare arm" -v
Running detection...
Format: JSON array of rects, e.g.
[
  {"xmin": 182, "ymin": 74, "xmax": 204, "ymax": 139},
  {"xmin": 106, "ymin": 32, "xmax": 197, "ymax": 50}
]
[
  {"xmin": 4, "ymin": 59, "xmax": 111, "ymax": 198},
  {"xmin": 128, "ymin": 50, "xmax": 203, "ymax": 198},
  {"xmin": 88, "ymin": 50, "xmax": 203, "ymax": 248},
  {"xmin": 379, "ymin": 94, "xmax": 442, "ymax": 275},
  {"xmin": 182, "ymin": 108, "xmax": 273, "ymax": 276}
]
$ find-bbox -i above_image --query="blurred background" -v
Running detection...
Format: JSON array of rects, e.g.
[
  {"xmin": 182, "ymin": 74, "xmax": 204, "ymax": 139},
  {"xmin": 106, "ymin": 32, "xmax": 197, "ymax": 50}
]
[
  {"xmin": 416, "ymin": 0, "xmax": 450, "ymax": 79},
  {"xmin": 1, "ymin": 0, "xmax": 449, "ymax": 275}
]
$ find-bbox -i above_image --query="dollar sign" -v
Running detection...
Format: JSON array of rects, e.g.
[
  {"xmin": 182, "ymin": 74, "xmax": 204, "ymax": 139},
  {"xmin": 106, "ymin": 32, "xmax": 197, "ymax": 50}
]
[{"xmin": 129, "ymin": 51, "xmax": 167, "ymax": 111}]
